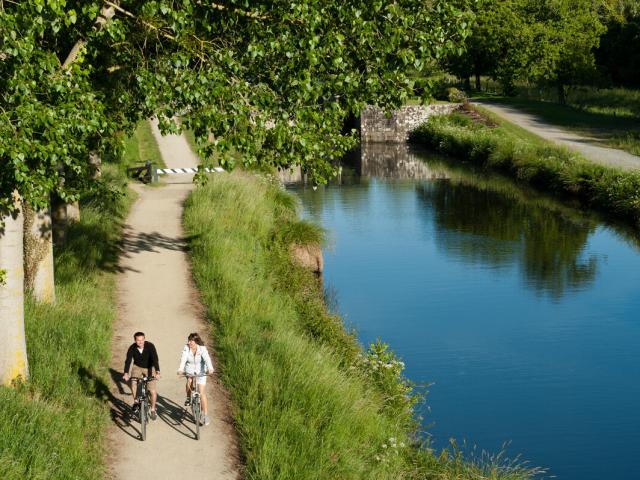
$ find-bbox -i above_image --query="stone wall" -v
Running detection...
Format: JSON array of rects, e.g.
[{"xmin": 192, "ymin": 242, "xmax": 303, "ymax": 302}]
[{"xmin": 360, "ymin": 104, "xmax": 459, "ymax": 143}]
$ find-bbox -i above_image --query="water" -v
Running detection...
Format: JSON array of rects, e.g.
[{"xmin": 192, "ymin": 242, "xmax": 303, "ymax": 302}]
[{"xmin": 288, "ymin": 144, "xmax": 640, "ymax": 480}]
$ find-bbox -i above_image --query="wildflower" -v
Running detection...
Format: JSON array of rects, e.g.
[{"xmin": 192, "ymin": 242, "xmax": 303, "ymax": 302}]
[{"xmin": 382, "ymin": 444, "xmax": 387, "ymax": 449}]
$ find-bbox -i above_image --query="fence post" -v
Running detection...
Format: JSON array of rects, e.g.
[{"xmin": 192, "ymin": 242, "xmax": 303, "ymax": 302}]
[{"xmin": 151, "ymin": 164, "xmax": 159, "ymax": 183}]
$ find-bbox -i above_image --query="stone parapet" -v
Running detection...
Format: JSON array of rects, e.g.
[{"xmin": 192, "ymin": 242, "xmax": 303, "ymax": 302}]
[{"xmin": 360, "ymin": 104, "xmax": 459, "ymax": 143}]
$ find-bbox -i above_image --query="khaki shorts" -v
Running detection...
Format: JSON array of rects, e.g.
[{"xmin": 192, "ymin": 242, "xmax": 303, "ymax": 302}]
[{"xmin": 130, "ymin": 365, "xmax": 157, "ymax": 393}]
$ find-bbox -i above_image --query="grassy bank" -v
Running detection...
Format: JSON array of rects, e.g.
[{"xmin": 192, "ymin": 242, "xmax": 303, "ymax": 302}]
[
  {"xmin": 410, "ymin": 108, "xmax": 640, "ymax": 227},
  {"xmin": 122, "ymin": 121, "xmax": 166, "ymax": 168},
  {"xmin": 0, "ymin": 123, "xmax": 155, "ymax": 478},
  {"xmin": 184, "ymin": 172, "xmax": 540, "ymax": 479}
]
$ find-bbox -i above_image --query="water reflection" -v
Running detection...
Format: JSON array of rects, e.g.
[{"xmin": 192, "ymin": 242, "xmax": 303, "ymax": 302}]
[{"xmin": 416, "ymin": 181, "xmax": 598, "ymax": 298}]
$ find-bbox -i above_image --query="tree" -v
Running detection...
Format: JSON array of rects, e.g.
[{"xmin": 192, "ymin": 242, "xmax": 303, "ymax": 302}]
[
  {"xmin": 444, "ymin": 0, "xmax": 532, "ymax": 92},
  {"xmin": 445, "ymin": 0, "xmax": 608, "ymax": 100},
  {"xmin": 525, "ymin": 0, "xmax": 607, "ymax": 104},
  {"xmin": 0, "ymin": 1, "xmax": 471, "ymax": 384},
  {"xmin": 596, "ymin": 1, "xmax": 640, "ymax": 87}
]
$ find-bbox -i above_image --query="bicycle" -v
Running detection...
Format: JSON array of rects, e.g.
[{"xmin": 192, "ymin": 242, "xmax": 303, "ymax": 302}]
[
  {"xmin": 178, "ymin": 372, "xmax": 211, "ymax": 440},
  {"xmin": 130, "ymin": 375, "xmax": 157, "ymax": 441}
]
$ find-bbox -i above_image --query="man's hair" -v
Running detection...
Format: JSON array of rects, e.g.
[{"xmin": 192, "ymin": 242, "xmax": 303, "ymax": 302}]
[{"xmin": 134, "ymin": 331, "xmax": 145, "ymax": 339}]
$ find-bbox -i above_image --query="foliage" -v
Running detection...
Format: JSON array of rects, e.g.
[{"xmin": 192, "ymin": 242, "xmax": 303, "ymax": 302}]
[
  {"xmin": 445, "ymin": 0, "xmax": 609, "ymax": 98},
  {"xmin": 596, "ymin": 3, "xmax": 640, "ymax": 87},
  {"xmin": 0, "ymin": 162, "xmax": 133, "ymax": 479},
  {"xmin": 0, "ymin": 0, "xmax": 472, "ymax": 215},
  {"xmin": 410, "ymin": 108, "xmax": 640, "ymax": 226},
  {"xmin": 184, "ymin": 172, "xmax": 539, "ymax": 479}
]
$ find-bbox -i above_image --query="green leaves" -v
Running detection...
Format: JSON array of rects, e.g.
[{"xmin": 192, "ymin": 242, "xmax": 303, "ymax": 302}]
[{"xmin": 1, "ymin": 0, "xmax": 470, "ymax": 211}]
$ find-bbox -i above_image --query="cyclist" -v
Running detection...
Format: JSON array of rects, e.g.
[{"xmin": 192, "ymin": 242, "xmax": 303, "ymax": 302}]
[
  {"xmin": 122, "ymin": 331, "xmax": 161, "ymax": 420},
  {"xmin": 177, "ymin": 332, "xmax": 214, "ymax": 426}
]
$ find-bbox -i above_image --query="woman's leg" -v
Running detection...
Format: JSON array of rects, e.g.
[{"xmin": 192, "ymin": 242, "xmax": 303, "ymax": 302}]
[
  {"xmin": 185, "ymin": 378, "xmax": 192, "ymax": 399},
  {"xmin": 198, "ymin": 383, "xmax": 208, "ymax": 415}
]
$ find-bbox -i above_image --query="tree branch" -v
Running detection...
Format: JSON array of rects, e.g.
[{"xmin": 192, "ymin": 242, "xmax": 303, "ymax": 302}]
[{"xmin": 61, "ymin": 4, "xmax": 117, "ymax": 70}]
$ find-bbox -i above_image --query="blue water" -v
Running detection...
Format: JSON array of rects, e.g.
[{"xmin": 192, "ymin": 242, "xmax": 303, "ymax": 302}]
[{"xmin": 290, "ymin": 146, "xmax": 640, "ymax": 480}]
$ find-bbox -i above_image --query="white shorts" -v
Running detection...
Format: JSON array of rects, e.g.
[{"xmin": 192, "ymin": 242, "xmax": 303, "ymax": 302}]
[{"xmin": 186, "ymin": 373, "xmax": 207, "ymax": 386}]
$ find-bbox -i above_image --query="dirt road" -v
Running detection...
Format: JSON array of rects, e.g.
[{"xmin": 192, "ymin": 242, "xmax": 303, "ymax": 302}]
[
  {"xmin": 107, "ymin": 120, "xmax": 239, "ymax": 479},
  {"xmin": 475, "ymin": 101, "xmax": 640, "ymax": 171}
]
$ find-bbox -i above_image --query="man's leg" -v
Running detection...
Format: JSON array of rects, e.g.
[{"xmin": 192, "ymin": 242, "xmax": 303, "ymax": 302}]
[
  {"xmin": 150, "ymin": 389, "xmax": 157, "ymax": 411},
  {"xmin": 130, "ymin": 379, "xmax": 138, "ymax": 405}
]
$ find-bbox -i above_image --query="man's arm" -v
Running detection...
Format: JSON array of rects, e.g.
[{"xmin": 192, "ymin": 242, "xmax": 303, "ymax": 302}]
[
  {"xmin": 123, "ymin": 345, "xmax": 133, "ymax": 374},
  {"xmin": 150, "ymin": 343, "xmax": 160, "ymax": 374}
]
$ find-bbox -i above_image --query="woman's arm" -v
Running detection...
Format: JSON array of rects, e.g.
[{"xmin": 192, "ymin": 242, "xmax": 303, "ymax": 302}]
[
  {"xmin": 202, "ymin": 346, "xmax": 214, "ymax": 373},
  {"xmin": 177, "ymin": 345, "xmax": 188, "ymax": 372}
]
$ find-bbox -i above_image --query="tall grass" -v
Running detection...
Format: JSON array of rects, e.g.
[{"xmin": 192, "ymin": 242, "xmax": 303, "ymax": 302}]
[
  {"xmin": 184, "ymin": 172, "xmax": 541, "ymax": 479},
  {"xmin": 411, "ymin": 110, "xmax": 640, "ymax": 227},
  {"xmin": 0, "ymin": 165, "xmax": 134, "ymax": 477}
]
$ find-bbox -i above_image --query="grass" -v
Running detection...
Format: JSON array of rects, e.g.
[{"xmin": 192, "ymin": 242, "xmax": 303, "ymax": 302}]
[
  {"xmin": 410, "ymin": 107, "xmax": 640, "ymax": 227},
  {"xmin": 184, "ymin": 172, "xmax": 542, "ymax": 479},
  {"xmin": 472, "ymin": 88, "xmax": 640, "ymax": 156},
  {"xmin": 123, "ymin": 120, "xmax": 166, "ymax": 169},
  {"xmin": 0, "ymin": 155, "xmax": 135, "ymax": 478}
]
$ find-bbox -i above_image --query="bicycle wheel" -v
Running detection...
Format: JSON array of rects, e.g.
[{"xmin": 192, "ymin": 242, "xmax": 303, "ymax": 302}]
[
  {"xmin": 192, "ymin": 397, "xmax": 201, "ymax": 440},
  {"xmin": 140, "ymin": 399, "xmax": 147, "ymax": 441}
]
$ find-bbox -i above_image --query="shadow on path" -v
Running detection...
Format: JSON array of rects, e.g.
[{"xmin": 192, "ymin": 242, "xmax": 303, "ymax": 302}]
[{"xmin": 156, "ymin": 396, "xmax": 198, "ymax": 440}]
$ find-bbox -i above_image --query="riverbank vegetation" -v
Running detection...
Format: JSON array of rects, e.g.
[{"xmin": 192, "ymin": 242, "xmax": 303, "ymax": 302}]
[
  {"xmin": 184, "ymin": 172, "xmax": 542, "ymax": 479},
  {"xmin": 410, "ymin": 107, "xmax": 640, "ymax": 226},
  {"xmin": 0, "ymin": 148, "xmax": 138, "ymax": 478}
]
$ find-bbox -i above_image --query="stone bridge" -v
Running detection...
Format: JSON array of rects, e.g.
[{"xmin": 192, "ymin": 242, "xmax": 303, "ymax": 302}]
[{"xmin": 360, "ymin": 104, "xmax": 459, "ymax": 143}]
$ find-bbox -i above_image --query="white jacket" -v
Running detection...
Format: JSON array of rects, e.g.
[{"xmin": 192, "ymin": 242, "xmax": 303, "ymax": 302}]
[{"xmin": 178, "ymin": 344, "xmax": 214, "ymax": 375}]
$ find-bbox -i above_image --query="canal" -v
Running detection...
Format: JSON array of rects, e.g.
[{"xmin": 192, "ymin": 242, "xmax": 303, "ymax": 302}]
[{"xmin": 288, "ymin": 143, "xmax": 640, "ymax": 480}]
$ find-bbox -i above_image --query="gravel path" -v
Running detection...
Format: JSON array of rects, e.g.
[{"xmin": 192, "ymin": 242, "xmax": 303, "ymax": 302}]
[
  {"xmin": 107, "ymin": 121, "xmax": 240, "ymax": 480},
  {"xmin": 475, "ymin": 101, "xmax": 640, "ymax": 171}
]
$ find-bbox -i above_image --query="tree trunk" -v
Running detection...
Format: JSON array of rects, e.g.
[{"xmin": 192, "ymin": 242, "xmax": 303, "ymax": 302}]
[
  {"xmin": 464, "ymin": 76, "xmax": 471, "ymax": 91},
  {"xmin": 51, "ymin": 195, "xmax": 68, "ymax": 246},
  {"xmin": 475, "ymin": 72, "xmax": 481, "ymax": 91},
  {"xmin": 557, "ymin": 82, "xmax": 567, "ymax": 105},
  {"xmin": 24, "ymin": 204, "xmax": 55, "ymax": 304},
  {"xmin": 89, "ymin": 151, "xmax": 102, "ymax": 179},
  {"xmin": 66, "ymin": 201, "xmax": 80, "ymax": 223},
  {"xmin": 0, "ymin": 195, "xmax": 29, "ymax": 385}
]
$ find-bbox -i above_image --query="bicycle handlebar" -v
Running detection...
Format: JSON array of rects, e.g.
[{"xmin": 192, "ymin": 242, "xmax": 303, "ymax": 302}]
[{"xmin": 177, "ymin": 373, "xmax": 213, "ymax": 378}]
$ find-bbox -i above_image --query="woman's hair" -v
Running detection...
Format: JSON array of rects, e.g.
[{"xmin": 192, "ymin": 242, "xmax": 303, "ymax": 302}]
[{"xmin": 187, "ymin": 332, "xmax": 204, "ymax": 346}]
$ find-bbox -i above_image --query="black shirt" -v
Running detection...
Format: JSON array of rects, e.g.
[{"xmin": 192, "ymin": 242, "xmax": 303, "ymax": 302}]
[{"xmin": 124, "ymin": 341, "xmax": 160, "ymax": 376}]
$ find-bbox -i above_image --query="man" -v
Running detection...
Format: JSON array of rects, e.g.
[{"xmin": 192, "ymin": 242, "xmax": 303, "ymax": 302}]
[{"xmin": 123, "ymin": 331, "xmax": 161, "ymax": 420}]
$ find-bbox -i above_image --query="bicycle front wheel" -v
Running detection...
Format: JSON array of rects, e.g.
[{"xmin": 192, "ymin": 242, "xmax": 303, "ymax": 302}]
[
  {"xmin": 192, "ymin": 398, "xmax": 201, "ymax": 441},
  {"xmin": 140, "ymin": 400, "xmax": 147, "ymax": 441}
]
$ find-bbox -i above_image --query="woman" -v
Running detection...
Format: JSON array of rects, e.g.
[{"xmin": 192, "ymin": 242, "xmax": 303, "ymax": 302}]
[{"xmin": 177, "ymin": 332, "xmax": 214, "ymax": 426}]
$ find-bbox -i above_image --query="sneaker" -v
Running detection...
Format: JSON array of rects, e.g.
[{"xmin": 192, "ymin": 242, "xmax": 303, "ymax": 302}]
[
  {"xmin": 131, "ymin": 402, "xmax": 140, "ymax": 414},
  {"xmin": 150, "ymin": 409, "xmax": 157, "ymax": 421},
  {"xmin": 203, "ymin": 415, "xmax": 210, "ymax": 426},
  {"xmin": 184, "ymin": 397, "xmax": 190, "ymax": 406}
]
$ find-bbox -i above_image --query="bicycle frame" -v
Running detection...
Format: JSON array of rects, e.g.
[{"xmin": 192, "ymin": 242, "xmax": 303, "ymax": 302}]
[
  {"xmin": 179, "ymin": 373, "xmax": 209, "ymax": 440},
  {"xmin": 131, "ymin": 375, "xmax": 153, "ymax": 441}
]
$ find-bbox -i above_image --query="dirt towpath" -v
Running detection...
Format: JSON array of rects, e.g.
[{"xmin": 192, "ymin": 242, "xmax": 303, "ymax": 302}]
[
  {"xmin": 107, "ymin": 120, "xmax": 240, "ymax": 479},
  {"xmin": 475, "ymin": 101, "xmax": 640, "ymax": 171}
]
